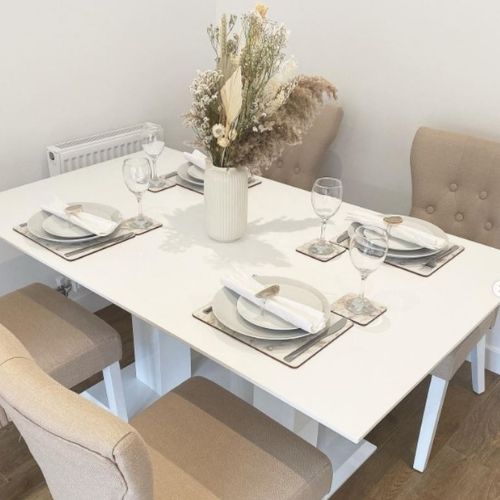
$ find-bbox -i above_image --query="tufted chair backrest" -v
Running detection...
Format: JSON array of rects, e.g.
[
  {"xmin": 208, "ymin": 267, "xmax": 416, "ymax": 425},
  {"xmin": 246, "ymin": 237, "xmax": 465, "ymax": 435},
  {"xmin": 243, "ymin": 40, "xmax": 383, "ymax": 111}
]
[
  {"xmin": 0, "ymin": 324, "xmax": 154, "ymax": 500},
  {"xmin": 262, "ymin": 104, "xmax": 343, "ymax": 191},
  {"xmin": 410, "ymin": 127, "xmax": 500, "ymax": 249}
]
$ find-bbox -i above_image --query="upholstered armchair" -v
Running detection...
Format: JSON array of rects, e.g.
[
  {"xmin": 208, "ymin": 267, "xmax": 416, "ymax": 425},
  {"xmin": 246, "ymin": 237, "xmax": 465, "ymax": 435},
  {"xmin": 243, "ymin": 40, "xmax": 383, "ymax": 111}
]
[{"xmin": 410, "ymin": 127, "xmax": 500, "ymax": 471}]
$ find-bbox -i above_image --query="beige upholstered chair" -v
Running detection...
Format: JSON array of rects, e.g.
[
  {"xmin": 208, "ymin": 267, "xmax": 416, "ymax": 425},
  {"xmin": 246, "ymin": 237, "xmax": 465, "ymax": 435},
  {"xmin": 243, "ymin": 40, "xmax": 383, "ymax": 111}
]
[
  {"xmin": 410, "ymin": 127, "xmax": 500, "ymax": 471},
  {"xmin": 0, "ymin": 325, "xmax": 332, "ymax": 500},
  {"xmin": 262, "ymin": 103, "xmax": 343, "ymax": 190},
  {"xmin": 0, "ymin": 283, "xmax": 127, "ymax": 423}
]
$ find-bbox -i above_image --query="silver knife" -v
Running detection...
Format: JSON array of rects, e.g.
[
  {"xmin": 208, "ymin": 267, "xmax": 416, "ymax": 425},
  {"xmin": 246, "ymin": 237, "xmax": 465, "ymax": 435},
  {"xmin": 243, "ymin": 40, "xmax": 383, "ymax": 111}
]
[
  {"xmin": 64, "ymin": 232, "xmax": 135, "ymax": 258},
  {"xmin": 284, "ymin": 317, "xmax": 348, "ymax": 363}
]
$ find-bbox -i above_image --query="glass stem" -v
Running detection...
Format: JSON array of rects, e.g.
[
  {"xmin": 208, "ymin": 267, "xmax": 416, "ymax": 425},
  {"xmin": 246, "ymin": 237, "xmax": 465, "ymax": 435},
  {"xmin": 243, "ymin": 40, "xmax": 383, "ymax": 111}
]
[
  {"xmin": 359, "ymin": 273, "xmax": 368, "ymax": 302},
  {"xmin": 320, "ymin": 219, "xmax": 327, "ymax": 242},
  {"xmin": 136, "ymin": 194, "xmax": 144, "ymax": 220},
  {"xmin": 151, "ymin": 157, "xmax": 158, "ymax": 181}
]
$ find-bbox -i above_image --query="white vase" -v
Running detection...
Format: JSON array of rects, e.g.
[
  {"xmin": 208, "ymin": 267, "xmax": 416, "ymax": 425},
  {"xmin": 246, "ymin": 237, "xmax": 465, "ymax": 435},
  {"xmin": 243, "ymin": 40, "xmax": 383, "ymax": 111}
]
[{"xmin": 204, "ymin": 165, "xmax": 248, "ymax": 242}]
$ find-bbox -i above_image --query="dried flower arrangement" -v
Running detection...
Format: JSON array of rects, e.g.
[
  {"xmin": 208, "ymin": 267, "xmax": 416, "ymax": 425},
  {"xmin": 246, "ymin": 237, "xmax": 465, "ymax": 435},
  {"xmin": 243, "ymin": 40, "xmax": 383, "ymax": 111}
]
[{"xmin": 185, "ymin": 4, "xmax": 337, "ymax": 173}]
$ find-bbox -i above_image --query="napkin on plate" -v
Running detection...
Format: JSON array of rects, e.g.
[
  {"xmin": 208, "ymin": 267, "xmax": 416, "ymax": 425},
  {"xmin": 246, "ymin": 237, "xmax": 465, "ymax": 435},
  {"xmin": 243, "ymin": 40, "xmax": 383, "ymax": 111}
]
[
  {"xmin": 41, "ymin": 198, "xmax": 119, "ymax": 236},
  {"xmin": 346, "ymin": 209, "xmax": 448, "ymax": 250},
  {"xmin": 183, "ymin": 149, "xmax": 208, "ymax": 170},
  {"xmin": 222, "ymin": 272, "xmax": 327, "ymax": 334}
]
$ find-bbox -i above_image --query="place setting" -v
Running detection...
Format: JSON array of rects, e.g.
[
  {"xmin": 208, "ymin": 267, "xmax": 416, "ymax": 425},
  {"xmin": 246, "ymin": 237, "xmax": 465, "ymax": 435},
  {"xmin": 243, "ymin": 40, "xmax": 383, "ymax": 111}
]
[
  {"xmin": 13, "ymin": 157, "xmax": 162, "ymax": 261},
  {"xmin": 336, "ymin": 209, "xmax": 464, "ymax": 277},
  {"xmin": 193, "ymin": 270, "xmax": 353, "ymax": 368}
]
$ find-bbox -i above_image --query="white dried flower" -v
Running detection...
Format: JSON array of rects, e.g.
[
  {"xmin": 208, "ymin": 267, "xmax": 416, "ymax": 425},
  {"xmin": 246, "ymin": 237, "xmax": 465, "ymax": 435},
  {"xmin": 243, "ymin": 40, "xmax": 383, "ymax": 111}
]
[
  {"xmin": 212, "ymin": 124, "xmax": 225, "ymax": 138},
  {"xmin": 228, "ymin": 129, "xmax": 237, "ymax": 140},
  {"xmin": 217, "ymin": 136, "xmax": 230, "ymax": 148}
]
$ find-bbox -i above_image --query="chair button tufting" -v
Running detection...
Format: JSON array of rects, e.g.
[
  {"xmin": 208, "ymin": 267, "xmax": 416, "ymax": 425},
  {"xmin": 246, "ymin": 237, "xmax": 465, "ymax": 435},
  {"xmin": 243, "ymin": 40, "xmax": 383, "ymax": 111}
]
[
  {"xmin": 293, "ymin": 166, "xmax": 301, "ymax": 174},
  {"xmin": 455, "ymin": 212, "xmax": 464, "ymax": 222},
  {"xmin": 485, "ymin": 221, "xmax": 493, "ymax": 230},
  {"xmin": 426, "ymin": 205, "xmax": 435, "ymax": 214},
  {"xmin": 277, "ymin": 159, "xmax": 284, "ymax": 168},
  {"xmin": 449, "ymin": 183, "xmax": 458, "ymax": 192},
  {"xmin": 479, "ymin": 191, "xmax": 488, "ymax": 200}
]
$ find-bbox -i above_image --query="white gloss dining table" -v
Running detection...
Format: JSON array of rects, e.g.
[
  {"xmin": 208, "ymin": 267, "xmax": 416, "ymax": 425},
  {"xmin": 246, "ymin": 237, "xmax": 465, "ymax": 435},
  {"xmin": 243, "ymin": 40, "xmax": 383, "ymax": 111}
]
[{"xmin": 1, "ymin": 147, "xmax": 500, "ymax": 495}]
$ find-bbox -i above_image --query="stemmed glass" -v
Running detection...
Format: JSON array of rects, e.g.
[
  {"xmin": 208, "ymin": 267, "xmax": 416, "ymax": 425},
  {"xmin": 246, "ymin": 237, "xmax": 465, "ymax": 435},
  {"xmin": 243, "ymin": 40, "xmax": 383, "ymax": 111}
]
[
  {"xmin": 141, "ymin": 123, "xmax": 165, "ymax": 189},
  {"xmin": 310, "ymin": 177, "xmax": 343, "ymax": 255},
  {"xmin": 122, "ymin": 157, "xmax": 153, "ymax": 229},
  {"xmin": 347, "ymin": 225, "xmax": 389, "ymax": 314}
]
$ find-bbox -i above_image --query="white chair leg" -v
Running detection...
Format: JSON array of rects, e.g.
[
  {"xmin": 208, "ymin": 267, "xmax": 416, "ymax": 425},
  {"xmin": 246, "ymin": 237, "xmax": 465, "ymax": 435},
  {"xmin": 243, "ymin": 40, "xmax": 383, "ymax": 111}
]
[
  {"xmin": 103, "ymin": 361, "xmax": 128, "ymax": 422},
  {"xmin": 413, "ymin": 376, "xmax": 449, "ymax": 472},
  {"xmin": 471, "ymin": 335, "xmax": 486, "ymax": 394}
]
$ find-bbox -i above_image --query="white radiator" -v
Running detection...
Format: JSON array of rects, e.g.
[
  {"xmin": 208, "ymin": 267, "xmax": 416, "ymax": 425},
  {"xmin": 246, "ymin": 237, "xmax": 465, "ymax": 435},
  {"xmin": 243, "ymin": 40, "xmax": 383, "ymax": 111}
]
[{"xmin": 46, "ymin": 122, "xmax": 160, "ymax": 177}]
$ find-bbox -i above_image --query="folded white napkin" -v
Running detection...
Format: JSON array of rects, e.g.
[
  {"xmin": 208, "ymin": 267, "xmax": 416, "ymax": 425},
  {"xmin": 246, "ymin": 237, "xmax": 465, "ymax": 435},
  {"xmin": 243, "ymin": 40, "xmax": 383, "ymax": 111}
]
[
  {"xmin": 346, "ymin": 209, "xmax": 448, "ymax": 250},
  {"xmin": 183, "ymin": 149, "xmax": 208, "ymax": 170},
  {"xmin": 41, "ymin": 199, "xmax": 118, "ymax": 236},
  {"xmin": 222, "ymin": 272, "xmax": 327, "ymax": 334}
]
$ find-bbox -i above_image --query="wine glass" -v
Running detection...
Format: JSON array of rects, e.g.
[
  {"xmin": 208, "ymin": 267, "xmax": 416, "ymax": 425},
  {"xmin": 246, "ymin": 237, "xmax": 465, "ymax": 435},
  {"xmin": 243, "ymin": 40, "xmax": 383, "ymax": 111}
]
[
  {"xmin": 310, "ymin": 177, "xmax": 343, "ymax": 255},
  {"xmin": 141, "ymin": 123, "xmax": 165, "ymax": 189},
  {"xmin": 122, "ymin": 157, "xmax": 153, "ymax": 229},
  {"xmin": 347, "ymin": 225, "xmax": 389, "ymax": 314}
]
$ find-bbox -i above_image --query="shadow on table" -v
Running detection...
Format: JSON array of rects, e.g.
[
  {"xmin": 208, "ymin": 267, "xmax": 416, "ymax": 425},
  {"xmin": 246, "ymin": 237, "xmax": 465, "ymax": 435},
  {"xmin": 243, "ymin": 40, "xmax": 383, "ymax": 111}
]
[{"xmin": 158, "ymin": 202, "xmax": 318, "ymax": 269}]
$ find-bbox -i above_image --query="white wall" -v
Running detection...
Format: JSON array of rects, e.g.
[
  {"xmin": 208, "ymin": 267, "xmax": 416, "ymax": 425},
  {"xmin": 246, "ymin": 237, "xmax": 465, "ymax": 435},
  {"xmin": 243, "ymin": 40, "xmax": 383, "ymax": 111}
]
[
  {"xmin": 217, "ymin": 0, "xmax": 500, "ymax": 213},
  {"xmin": 0, "ymin": 0, "xmax": 214, "ymax": 291}
]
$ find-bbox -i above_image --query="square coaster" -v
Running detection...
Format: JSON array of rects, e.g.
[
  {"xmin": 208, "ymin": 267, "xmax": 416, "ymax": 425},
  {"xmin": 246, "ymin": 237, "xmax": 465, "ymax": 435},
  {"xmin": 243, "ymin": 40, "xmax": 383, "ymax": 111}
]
[
  {"xmin": 296, "ymin": 240, "xmax": 346, "ymax": 262},
  {"xmin": 148, "ymin": 174, "xmax": 177, "ymax": 193},
  {"xmin": 331, "ymin": 293, "xmax": 387, "ymax": 326},
  {"xmin": 121, "ymin": 218, "xmax": 162, "ymax": 235}
]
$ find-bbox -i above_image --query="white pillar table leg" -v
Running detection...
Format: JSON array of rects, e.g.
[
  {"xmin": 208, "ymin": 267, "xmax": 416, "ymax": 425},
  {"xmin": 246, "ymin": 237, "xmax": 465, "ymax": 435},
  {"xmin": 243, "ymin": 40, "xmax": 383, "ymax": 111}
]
[
  {"xmin": 253, "ymin": 387, "xmax": 319, "ymax": 446},
  {"xmin": 317, "ymin": 425, "xmax": 377, "ymax": 497},
  {"xmin": 102, "ymin": 361, "xmax": 128, "ymax": 421},
  {"xmin": 132, "ymin": 316, "xmax": 191, "ymax": 396},
  {"xmin": 229, "ymin": 373, "xmax": 254, "ymax": 404},
  {"xmin": 471, "ymin": 335, "xmax": 486, "ymax": 394},
  {"xmin": 413, "ymin": 375, "xmax": 449, "ymax": 472}
]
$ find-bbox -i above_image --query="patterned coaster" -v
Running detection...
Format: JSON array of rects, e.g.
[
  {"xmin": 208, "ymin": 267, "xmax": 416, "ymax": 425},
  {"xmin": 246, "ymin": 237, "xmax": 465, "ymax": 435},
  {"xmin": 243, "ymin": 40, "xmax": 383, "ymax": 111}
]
[
  {"xmin": 13, "ymin": 218, "xmax": 162, "ymax": 261},
  {"xmin": 296, "ymin": 239, "xmax": 346, "ymax": 262},
  {"xmin": 176, "ymin": 175, "xmax": 262, "ymax": 194},
  {"xmin": 193, "ymin": 304, "xmax": 353, "ymax": 369},
  {"xmin": 331, "ymin": 293, "xmax": 387, "ymax": 326},
  {"xmin": 148, "ymin": 174, "xmax": 177, "ymax": 193}
]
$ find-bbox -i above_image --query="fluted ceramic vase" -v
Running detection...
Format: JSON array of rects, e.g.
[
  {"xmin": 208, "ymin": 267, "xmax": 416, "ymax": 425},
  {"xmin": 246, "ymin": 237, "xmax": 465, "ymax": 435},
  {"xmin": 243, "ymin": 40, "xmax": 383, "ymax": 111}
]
[{"xmin": 204, "ymin": 165, "xmax": 248, "ymax": 242}]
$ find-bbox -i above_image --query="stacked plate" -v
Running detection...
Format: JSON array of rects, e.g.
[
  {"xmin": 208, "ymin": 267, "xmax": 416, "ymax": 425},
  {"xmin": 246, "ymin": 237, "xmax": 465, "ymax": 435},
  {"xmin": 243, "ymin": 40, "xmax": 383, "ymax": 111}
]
[
  {"xmin": 353, "ymin": 216, "xmax": 449, "ymax": 261},
  {"xmin": 27, "ymin": 202, "xmax": 122, "ymax": 244},
  {"xmin": 177, "ymin": 163, "xmax": 206, "ymax": 187},
  {"xmin": 212, "ymin": 276, "xmax": 331, "ymax": 340}
]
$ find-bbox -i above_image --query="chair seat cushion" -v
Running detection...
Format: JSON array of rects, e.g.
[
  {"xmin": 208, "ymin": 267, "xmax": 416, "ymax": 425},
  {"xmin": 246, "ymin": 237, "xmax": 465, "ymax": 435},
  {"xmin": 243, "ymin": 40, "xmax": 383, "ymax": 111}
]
[
  {"xmin": 0, "ymin": 283, "xmax": 121, "ymax": 388},
  {"xmin": 131, "ymin": 377, "xmax": 332, "ymax": 500}
]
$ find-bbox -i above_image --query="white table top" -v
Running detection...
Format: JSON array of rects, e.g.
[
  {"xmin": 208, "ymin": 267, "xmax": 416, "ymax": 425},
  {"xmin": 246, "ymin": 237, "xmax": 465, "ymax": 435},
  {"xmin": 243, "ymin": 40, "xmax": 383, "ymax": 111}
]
[{"xmin": 1, "ymin": 148, "xmax": 499, "ymax": 443}]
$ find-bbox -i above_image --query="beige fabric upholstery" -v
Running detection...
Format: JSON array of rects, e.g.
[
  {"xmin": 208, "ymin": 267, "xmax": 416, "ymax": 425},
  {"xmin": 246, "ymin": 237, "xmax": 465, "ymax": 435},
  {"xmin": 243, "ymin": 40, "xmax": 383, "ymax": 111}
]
[
  {"xmin": 411, "ymin": 126, "xmax": 500, "ymax": 249},
  {"xmin": 132, "ymin": 376, "xmax": 332, "ymax": 500},
  {"xmin": 0, "ymin": 324, "xmax": 154, "ymax": 500},
  {"xmin": 0, "ymin": 324, "xmax": 331, "ymax": 499},
  {"xmin": 0, "ymin": 283, "xmax": 122, "ymax": 388},
  {"xmin": 410, "ymin": 127, "xmax": 499, "ymax": 378},
  {"xmin": 262, "ymin": 103, "xmax": 343, "ymax": 190}
]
